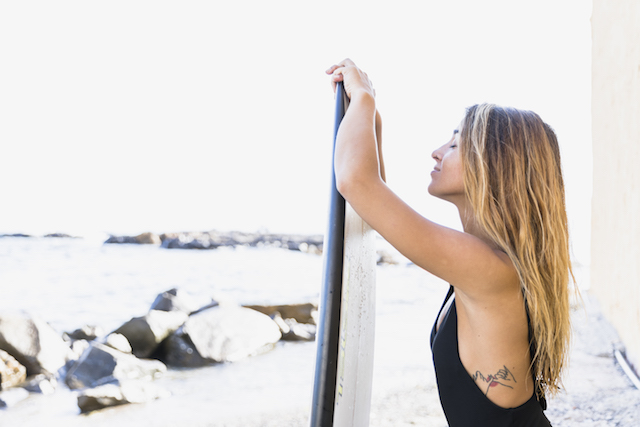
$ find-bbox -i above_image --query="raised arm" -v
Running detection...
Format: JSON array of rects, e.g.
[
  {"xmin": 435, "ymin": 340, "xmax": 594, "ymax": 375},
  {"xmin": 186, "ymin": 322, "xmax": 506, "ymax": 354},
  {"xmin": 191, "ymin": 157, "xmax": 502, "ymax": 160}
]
[{"xmin": 326, "ymin": 59, "xmax": 518, "ymax": 300}]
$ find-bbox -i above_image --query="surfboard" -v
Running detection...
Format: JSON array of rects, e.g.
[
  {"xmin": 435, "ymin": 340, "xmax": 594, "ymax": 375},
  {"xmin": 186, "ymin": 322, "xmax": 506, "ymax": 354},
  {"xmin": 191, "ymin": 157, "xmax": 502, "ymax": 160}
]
[{"xmin": 310, "ymin": 82, "xmax": 377, "ymax": 427}]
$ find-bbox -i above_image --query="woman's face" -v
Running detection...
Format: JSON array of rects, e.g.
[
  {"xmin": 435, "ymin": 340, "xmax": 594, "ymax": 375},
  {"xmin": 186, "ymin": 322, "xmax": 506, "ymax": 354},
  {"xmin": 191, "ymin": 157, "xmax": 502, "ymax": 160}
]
[{"xmin": 428, "ymin": 127, "xmax": 465, "ymax": 203}]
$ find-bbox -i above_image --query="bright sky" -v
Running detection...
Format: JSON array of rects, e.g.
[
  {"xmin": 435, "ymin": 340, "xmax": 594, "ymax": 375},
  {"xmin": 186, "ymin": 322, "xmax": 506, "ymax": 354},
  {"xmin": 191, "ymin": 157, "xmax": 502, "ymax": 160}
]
[{"xmin": 0, "ymin": 1, "xmax": 592, "ymax": 262}]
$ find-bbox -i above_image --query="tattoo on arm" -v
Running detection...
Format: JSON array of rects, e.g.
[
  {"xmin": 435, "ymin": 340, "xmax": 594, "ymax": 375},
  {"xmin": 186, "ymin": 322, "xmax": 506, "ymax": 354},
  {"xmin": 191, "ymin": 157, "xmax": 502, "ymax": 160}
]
[{"xmin": 471, "ymin": 365, "xmax": 517, "ymax": 395}]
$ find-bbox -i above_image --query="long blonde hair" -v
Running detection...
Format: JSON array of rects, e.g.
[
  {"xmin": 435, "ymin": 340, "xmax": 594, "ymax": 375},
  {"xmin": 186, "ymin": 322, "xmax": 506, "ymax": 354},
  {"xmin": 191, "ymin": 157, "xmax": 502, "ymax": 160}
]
[{"xmin": 460, "ymin": 104, "xmax": 573, "ymax": 398}]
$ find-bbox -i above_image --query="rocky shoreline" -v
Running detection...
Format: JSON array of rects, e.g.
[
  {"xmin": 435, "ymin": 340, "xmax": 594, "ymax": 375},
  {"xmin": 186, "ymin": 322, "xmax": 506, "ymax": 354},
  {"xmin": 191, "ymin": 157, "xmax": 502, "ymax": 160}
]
[
  {"xmin": 0, "ymin": 287, "xmax": 317, "ymax": 414},
  {"xmin": 0, "ymin": 230, "xmax": 400, "ymax": 265},
  {"xmin": 105, "ymin": 231, "xmax": 325, "ymax": 254},
  {"xmin": 0, "ymin": 230, "xmax": 325, "ymax": 254}
]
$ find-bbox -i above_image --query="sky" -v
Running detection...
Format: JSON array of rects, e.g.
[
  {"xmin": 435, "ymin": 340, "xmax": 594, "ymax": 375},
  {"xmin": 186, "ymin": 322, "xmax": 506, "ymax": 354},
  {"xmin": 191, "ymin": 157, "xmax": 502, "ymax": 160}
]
[{"xmin": 0, "ymin": 1, "xmax": 593, "ymax": 263}]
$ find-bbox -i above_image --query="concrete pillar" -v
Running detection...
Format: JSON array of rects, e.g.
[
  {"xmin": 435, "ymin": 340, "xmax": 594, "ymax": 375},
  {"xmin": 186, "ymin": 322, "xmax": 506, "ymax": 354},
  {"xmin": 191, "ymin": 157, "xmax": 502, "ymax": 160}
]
[{"xmin": 591, "ymin": 0, "xmax": 640, "ymax": 371}]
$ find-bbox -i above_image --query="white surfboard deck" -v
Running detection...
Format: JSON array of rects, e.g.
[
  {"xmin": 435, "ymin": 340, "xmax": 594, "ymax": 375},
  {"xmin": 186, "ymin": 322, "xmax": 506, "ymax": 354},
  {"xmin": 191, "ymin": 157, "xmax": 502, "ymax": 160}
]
[{"xmin": 333, "ymin": 202, "xmax": 376, "ymax": 427}]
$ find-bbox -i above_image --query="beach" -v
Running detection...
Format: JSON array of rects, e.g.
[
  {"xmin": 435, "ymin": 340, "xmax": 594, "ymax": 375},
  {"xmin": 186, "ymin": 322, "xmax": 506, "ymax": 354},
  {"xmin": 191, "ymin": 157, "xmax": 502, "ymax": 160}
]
[
  {"xmin": 0, "ymin": 237, "xmax": 638, "ymax": 426},
  {"xmin": 201, "ymin": 265, "xmax": 640, "ymax": 427}
]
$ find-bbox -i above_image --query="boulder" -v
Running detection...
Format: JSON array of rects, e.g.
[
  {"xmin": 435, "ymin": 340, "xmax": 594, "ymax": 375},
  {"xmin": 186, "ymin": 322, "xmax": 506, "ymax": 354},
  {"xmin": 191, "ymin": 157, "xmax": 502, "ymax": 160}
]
[
  {"xmin": 150, "ymin": 288, "xmax": 217, "ymax": 315},
  {"xmin": 0, "ymin": 350, "xmax": 27, "ymax": 390},
  {"xmin": 103, "ymin": 333, "xmax": 132, "ymax": 354},
  {"xmin": 255, "ymin": 234, "xmax": 324, "ymax": 252},
  {"xmin": 20, "ymin": 373, "xmax": 57, "ymax": 394},
  {"xmin": 162, "ymin": 305, "xmax": 281, "ymax": 367},
  {"xmin": 114, "ymin": 310, "xmax": 187, "ymax": 358},
  {"xmin": 104, "ymin": 232, "xmax": 161, "ymax": 245},
  {"xmin": 68, "ymin": 339, "xmax": 91, "ymax": 362},
  {"xmin": 65, "ymin": 343, "xmax": 166, "ymax": 390},
  {"xmin": 160, "ymin": 332, "xmax": 208, "ymax": 368},
  {"xmin": 274, "ymin": 314, "xmax": 316, "ymax": 342},
  {"xmin": 134, "ymin": 232, "xmax": 161, "ymax": 245},
  {"xmin": 244, "ymin": 303, "xmax": 318, "ymax": 325},
  {"xmin": 376, "ymin": 249, "xmax": 399, "ymax": 265},
  {"xmin": 160, "ymin": 233, "xmax": 221, "ymax": 250},
  {"xmin": 77, "ymin": 380, "xmax": 170, "ymax": 413},
  {"xmin": 0, "ymin": 312, "xmax": 70, "ymax": 376},
  {"xmin": 64, "ymin": 324, "xmax": 105, "ymax": 342},
  {"xmin": 104, "ymin": 235, "xmax": 138, "ymax": 244}
]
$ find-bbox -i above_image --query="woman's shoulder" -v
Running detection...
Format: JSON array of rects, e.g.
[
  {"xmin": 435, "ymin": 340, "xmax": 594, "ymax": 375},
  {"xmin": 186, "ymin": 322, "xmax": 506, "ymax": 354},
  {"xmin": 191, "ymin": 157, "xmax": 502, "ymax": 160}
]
[{"xmin": 451, "ymin": 247, "xmax": 521, "ymax": 303}]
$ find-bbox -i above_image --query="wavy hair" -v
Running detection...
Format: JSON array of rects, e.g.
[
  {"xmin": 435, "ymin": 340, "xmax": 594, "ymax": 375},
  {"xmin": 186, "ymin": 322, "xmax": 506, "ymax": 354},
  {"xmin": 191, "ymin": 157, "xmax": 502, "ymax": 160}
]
[{"xmin": 460, "ymin": 104, "xmax": 573, "ymax": 398}]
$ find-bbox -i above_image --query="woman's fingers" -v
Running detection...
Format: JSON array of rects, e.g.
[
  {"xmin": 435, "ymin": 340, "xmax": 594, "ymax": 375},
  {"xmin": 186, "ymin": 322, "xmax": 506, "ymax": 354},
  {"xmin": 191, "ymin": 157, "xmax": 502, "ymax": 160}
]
[
  {"xmin": 325, "ymin": 64, "xmax": 340, "ymax": 75},
  {"xmin": 326, "ymin": 58, "xmax": 355, "ymax": 76},
  {"xmin": 327, "ymin": 66, "xmax": 344, "ymax": 93},
  {"xmin": 326, "ymin": 59, "xmax": 374, "ymax": 98},
  {"xmin": 331, "ymin": 68, "xmax": 345, "ymax": 82}
]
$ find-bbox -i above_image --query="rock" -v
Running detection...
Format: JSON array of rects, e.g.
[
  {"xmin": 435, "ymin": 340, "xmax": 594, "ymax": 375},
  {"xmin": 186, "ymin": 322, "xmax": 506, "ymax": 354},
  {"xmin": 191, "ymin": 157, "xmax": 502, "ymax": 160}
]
[
  {"xmin": 0, "ymin": 312, "xmax": 70, "ymax": 376},
  {"xmin": 297, "ymin": 242, "xmax": 323, "ymax": 255},
  {"xmin": 162, "ymin": 305, "xmax": 281, "ymax": 367},
  {"xmin": 114, "ymin": 310, "xmax": 187, "ymax": 358},
  {"xmin": 104, "ymin": 235, "xmax": 138, "ymax": 244},
  {"xmin": 150, "ymin": 288, "xmax": 217, "ymax": 315},
  {"xmin": 77, "ymin": 380, "xmax": 170, "ymax": 413},
  {"xmin": 64, "ymin": 324, "xmax": 105, "ymax": 342},
  {"xmin": 0, "ymin": 350, "xmax": 27, "ymax": 390},
  {"xmin": 269, "ymin": 312, "xmax": 316, "ymax": 341},
  {"xmin": 104, "ymin": 232, "xmax": 160, "ymax": 245},
  {"xmin": 20, "ymin": 373, "xmax": 57, "ymax": 394},
  {"xmin": 160, "ymin": 232, "xmax": 221, "ymax": 250},
  {"xmin": 65, "ymin": 343, "xmax": 166, "ymax": 390},
  {"xmin": 255, "ymin": 233, "xmax": 324, "ymax": 252},
  {"xmin": 270, "ymin": 312, "xmax": 291, "ymax": 335},
  {"xmin": 43, "ymin": 233, "xmax": 76, "ymax": 238},
  {"xmin": 0, "ymin": 387, "xmax": 29, "ymax": 408},
  {"xmin": 244, "ymin": 303, "xmax": 318, "ymax": 325},
  {"xmin": 103, "ymin": 333, "xmax": 132, "ymax": 354},
  {"xmin": 158, "ymin": 230, "xmax": 324, "ymax": 253},
  {"xmin": 160, "ymin": 332, "xmax": 208, "ymax": 368},
  {"xmin": 282, "ymin": 318, "xmax": 316, "ymax": 342},
  {"xmin": 134, "ymin": 232, "xmax": 161, "ymax": 245},
  {"xmin": 104, "ymin": 230, "xmax": 325, "ymax": 253},
  {"xmin": 68, "ymin": 339, "xmax": 91, "ymax": 362},
  {"xmin": 376, "ymin": 250, "xmax": 399, "ymax": 265}
]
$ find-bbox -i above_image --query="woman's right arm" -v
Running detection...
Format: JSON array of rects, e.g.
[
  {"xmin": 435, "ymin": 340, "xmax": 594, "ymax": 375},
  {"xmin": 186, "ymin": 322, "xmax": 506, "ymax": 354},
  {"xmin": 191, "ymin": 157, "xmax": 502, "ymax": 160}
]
[{"xmin": 326, "ymin": 59, "xmax": 517, "ymax": 300}]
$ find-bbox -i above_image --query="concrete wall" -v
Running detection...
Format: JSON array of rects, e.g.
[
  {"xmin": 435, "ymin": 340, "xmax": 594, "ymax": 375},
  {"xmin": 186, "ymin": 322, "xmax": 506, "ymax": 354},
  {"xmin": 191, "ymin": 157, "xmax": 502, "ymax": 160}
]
[{"xmin": 591, "ymin": 0, "xmax": 640, "ymax": 371}]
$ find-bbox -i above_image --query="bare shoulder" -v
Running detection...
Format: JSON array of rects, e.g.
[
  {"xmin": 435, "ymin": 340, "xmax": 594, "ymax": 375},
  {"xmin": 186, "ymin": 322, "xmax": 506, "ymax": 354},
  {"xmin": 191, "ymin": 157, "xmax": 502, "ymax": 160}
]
[{"xmin": 448, "ymin": 245, "xmax": 521, "ymax": 302}]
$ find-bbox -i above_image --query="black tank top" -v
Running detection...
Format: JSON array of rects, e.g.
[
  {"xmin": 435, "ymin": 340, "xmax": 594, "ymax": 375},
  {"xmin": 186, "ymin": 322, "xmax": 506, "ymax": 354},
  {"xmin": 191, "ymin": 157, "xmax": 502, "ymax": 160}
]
[{"xmin": 430, "ymin": 286, "xmax": 552, "ymax": 427}]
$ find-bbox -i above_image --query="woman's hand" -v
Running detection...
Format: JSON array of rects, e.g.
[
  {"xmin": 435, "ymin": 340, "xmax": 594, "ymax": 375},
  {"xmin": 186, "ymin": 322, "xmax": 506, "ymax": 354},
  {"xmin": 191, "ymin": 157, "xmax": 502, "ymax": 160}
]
[
  {"xmin": 326, "ymin": 58, "xmax": 385, "ymax": 181},
  {"xmin": 326, "ymin": 58, "xmax": 375, "ymax": 100}
]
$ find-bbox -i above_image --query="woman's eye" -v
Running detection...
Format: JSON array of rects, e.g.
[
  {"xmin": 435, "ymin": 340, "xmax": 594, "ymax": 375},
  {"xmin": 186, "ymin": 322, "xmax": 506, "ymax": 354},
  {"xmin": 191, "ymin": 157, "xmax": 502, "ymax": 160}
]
[{"xmin": 450, "ymin": 144, "xmax": 457, "ymax": 148}]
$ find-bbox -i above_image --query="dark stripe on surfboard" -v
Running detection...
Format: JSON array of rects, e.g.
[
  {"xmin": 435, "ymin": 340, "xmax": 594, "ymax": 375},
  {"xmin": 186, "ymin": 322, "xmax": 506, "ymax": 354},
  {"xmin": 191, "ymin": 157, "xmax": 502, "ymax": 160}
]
[{"xmin": 310, "ymin": 82, "xmax": 349, "ymax": 427}]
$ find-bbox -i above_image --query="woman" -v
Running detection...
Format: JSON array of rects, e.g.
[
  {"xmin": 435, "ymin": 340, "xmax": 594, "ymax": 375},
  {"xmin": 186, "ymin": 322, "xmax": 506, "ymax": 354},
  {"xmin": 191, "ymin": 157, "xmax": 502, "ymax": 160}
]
[{"xmin": 326, "ymin": 59, "xmax": 572, "ymax": 426}]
